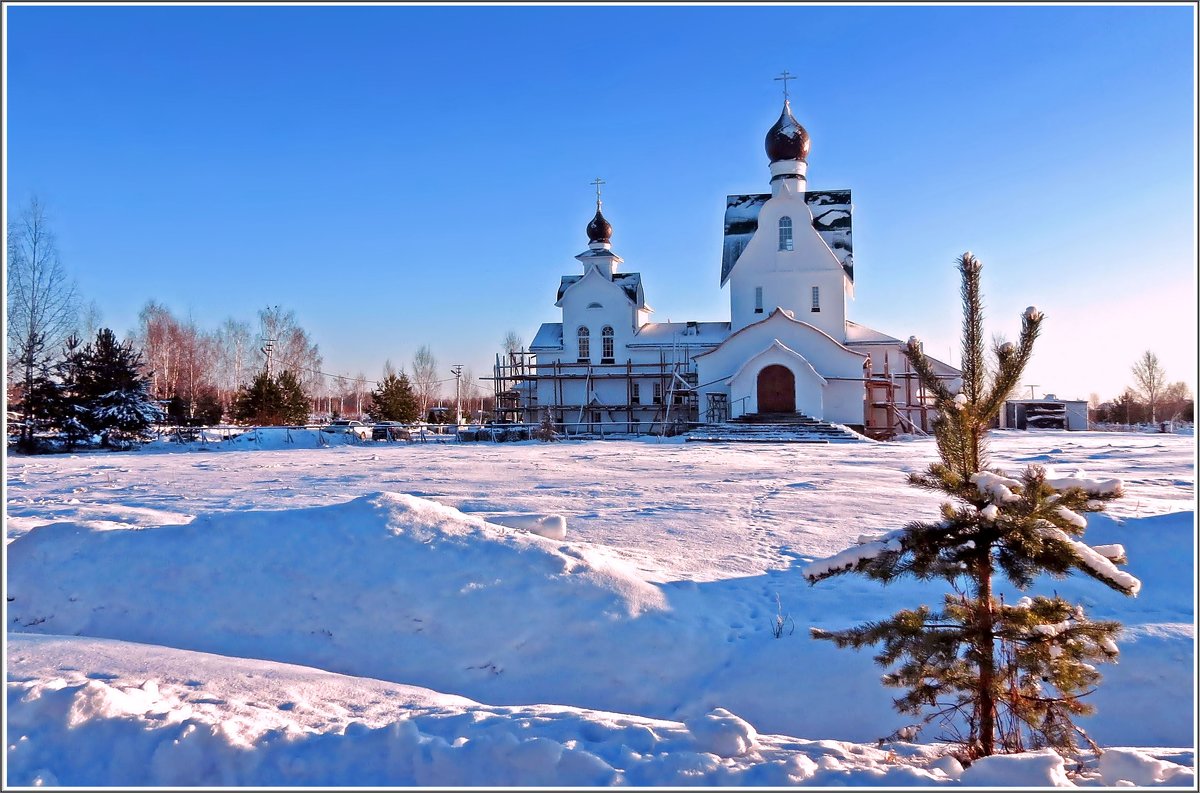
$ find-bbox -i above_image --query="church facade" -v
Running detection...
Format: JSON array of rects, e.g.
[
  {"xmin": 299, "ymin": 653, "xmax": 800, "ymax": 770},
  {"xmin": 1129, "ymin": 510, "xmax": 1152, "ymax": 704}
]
[{"xmin": 501, "ymin": 97, "xmax": 960, "ymax": 437}]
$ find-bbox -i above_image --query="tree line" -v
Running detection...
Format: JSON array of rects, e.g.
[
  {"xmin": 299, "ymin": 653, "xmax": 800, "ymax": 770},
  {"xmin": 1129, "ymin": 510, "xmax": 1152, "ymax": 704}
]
[
  {"xmin": 1089, "ymin": 351, "xmax": 1193, "ymax": 426},
  {"xmin": 7, "ymin": 197, "xmax": 494, "ymax": 452}
]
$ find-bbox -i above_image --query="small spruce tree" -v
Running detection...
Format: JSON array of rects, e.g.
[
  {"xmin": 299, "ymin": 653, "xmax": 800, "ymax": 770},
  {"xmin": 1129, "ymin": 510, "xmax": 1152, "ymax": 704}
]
[
  {"xmin": 369, "ymin": 372, "xmax": 420, "ymax": 423},
  {"xmin": 10, "ymin": 328, "xmax": 62, "ymax": 451},
  {"xmin": 534, "ymin": 411, "xmax": 559, "ymax": 442},
  {"xmin": 11, "ymin": 341, "xmax": 62, "ymax": 453},
  {"xmin": 806, "ymin": 253, "xmax": 1138, "ymax": 761},
  {"xmin": 232, "ymin": 370, "xmax": 310, "ymax": 426},
  {"xmin": 51, "ymin": 333, "xmax": 92, "ymax": 450},
  {"xmin": 275, "ymin": 370, "xmax": 311, "ymax": 425},
  {"xmin": 74, "ymin": 328, "xmax": 161, "ymax": 448}
]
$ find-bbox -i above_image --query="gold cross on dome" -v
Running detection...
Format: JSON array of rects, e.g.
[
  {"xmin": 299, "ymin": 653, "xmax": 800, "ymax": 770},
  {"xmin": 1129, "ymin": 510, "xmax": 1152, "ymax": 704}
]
[
  {"xmin": 774, "ymin": 70, "xmax": 795, "ymax": 100},
  {"xmin": 590, "ymin": 177, "xmax": 605, "ymax": 207}
]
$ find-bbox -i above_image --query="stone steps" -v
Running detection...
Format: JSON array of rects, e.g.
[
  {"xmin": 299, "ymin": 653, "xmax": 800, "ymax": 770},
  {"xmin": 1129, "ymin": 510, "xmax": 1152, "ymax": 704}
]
[{"xmin": 685, "ymin": 414, "xmax": 870, "ymax": 444}]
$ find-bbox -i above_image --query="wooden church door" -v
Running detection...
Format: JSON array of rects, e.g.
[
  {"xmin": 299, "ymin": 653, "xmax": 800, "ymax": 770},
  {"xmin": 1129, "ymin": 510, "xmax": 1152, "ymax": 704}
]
[{"xmin": 757, "ymin": 365, "xmax": 795, "ymax": 413}]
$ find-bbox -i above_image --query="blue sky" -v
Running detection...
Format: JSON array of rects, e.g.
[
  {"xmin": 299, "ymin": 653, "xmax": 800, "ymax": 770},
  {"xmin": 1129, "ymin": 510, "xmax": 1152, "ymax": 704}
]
[{"xmin": 6, "ymin": 4, "xmax": 1196, "ymax": 401}]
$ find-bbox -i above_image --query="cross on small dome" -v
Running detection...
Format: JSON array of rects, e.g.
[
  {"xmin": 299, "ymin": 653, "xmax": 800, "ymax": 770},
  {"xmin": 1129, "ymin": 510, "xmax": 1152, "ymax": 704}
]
[
  {"xmin": 586, "ymin": 177, "xmax": 612, "ymax": 244},
  {"xmin": 765, "ymin": 98, "xmax": 810, "ymax": 163}
]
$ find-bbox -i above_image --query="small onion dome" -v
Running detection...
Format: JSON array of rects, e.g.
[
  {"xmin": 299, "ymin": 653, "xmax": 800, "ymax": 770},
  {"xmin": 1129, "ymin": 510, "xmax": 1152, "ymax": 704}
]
[
  {"xmin": 587, "ymin": 205, "xmax": 613, "ymax": 244},
  {"xmin": 764, "ymin": 99, "xmax": 810, "ymax": 162}
]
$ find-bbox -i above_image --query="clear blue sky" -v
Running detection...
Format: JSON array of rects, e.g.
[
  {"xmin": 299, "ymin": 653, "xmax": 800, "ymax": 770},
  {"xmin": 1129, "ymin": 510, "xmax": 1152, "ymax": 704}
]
[{"xmin": 6, "ymin": 4, "xmax": 1196, "ymax": 401}]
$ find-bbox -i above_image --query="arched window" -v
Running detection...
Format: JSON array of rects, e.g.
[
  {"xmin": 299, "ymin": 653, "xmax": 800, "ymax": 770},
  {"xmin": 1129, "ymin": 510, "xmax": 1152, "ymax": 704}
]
[
  {"xmin": 577, "ymin": 327, "xmax": 590, "ymax": 363},
  {"xmin": 601, "ymin": 326, "xmax": 615, "ymax": 363},
  {"xmin": 779, "ymin": 216, "xmax": 794, "ymax": 251},
  {"xmin": 586, "ymin": 302, "xmax": 603, "ymax": 309}
]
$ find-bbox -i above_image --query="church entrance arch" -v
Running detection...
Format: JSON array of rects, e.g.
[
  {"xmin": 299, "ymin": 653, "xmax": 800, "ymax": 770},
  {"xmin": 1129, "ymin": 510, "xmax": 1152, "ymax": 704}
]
[{"xmin": 757, "ymin": 364, "xmax": 795, "ymax": 413}]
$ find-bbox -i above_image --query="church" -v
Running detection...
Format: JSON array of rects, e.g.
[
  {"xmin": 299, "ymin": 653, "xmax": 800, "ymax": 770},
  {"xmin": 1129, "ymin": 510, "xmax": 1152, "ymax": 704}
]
[{"xmin": 496, "ymin": 89, "xmax": 960, "ymax": 439}]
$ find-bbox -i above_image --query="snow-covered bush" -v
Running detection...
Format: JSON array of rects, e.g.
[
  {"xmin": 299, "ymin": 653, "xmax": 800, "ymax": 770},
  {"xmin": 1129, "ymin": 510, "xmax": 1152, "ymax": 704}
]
[{"xmin": 534, "ymin": 412, "xmax": 560, "ymax": 442}]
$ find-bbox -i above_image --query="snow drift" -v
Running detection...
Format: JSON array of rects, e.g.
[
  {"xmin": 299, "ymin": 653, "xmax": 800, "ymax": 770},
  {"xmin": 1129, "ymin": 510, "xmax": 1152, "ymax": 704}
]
[
  {"xmin": 6, "ymin": 433, "xmax": 1194, "ymax": 786},
  {"xmin": 8, "ymin": 635, "xmax": 1192, "ymax": 787}
]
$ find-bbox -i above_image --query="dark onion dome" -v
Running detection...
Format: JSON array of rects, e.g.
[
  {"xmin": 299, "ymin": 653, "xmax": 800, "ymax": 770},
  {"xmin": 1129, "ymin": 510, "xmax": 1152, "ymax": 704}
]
[
  {"xmin": 764, "ymin": 99, "xmax": 810, "ymax": 162},
  {"xmin": 587, "ymin": 205, "xmax": 613, "ymax": 244}
]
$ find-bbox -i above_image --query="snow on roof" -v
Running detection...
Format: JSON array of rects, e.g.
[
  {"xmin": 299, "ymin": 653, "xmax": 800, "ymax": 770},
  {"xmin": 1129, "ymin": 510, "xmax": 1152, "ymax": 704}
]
[
  {"xmin": 721, "ymin": 190, "xmax": 853, "ymax": 286},
  {"xmin": 628, "ymin": 321, "xmax": 730, "ymax": 347},
  {"xmin": 843, "ymin": 321, "xmax": 901, "ymax": 344},
  {"xmin": 576, "ymin": 248, "xmax": 621, "ymax": 259},
  {"xmin": 613, "ymin": 273, "xmax": 643, "ymax": 305},
  {"xmin": 556, "ymin": 276, "xmax": 582, "ymax": 301},
  {"xmin": 530, "ymin": 323, "xmax": 564, "ymax": 351},
  {"xmin": 695, "ymin": 307, "xmax": 865, "ymax": 360},
  {"xmin": 556, "ymin": 272, "xmax": 643, "ymax": 306}
]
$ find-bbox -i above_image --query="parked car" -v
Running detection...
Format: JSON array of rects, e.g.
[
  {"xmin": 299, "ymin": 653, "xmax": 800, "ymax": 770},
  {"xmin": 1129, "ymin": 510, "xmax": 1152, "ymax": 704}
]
[
  {"xmin": 322, "ymin": 420, "xmax": 369, "ymax": 438},
  {"xmin": 371, "ymin": 421, "xmax": 410, "ymax": 441}
]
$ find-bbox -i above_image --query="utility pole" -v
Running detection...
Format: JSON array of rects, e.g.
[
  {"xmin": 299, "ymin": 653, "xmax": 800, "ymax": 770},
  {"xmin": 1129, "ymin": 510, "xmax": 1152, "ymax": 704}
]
[
  {"xmin": 1026, "ymin": 385, "xmax": 1038, "ymax": 400},
  {"xmin": 451, "ymin": 365, "xmax": 463, "ymax": 425},
  {"xmin": 260, "ymin": 306, "xmax": 278, "ymax": 378}
]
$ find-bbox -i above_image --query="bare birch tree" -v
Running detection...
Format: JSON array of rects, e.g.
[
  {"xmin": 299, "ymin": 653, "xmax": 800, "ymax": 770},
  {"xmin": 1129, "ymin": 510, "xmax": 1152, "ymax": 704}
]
[
  {"xmin": 7, "ymin": 197, "xmax": 79, "ymax": 446},
  {"xmin": 77, "ymin": 300, "xmax": 104, "ymax": 344},
  {"xmin": 1131, "ymin": 351, "xmax": 1166, "ymax": 423},
  {"xmin": 137, "ymin": 301, "xmax": 182, "ymax": 400},
  {"xmin": 411, "ymin": 345, "xmax": 440, "ymax": 419},
  {"xmin": 353, "ymin": 372, "xmax": 368, "ymax": 418},
  {"xmin": 215, "ymin": 318, "xmax": 253, "ymax": 410},
  {"xmin": 502, "ymin": 330, "xmax": 524, "ymax": 356},
  {"xmin": 257, "ymin": 306, "xmax": 323, "ymax": 396}
]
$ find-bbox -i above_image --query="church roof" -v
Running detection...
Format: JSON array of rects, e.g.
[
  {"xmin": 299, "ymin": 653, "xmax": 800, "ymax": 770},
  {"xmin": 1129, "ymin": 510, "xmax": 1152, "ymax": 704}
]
[
  {"xmin": 720, "ymin": 190, "xmax": 853, "ymax": 286},
  {"xmin": 530, "ymin": 323, "xmax": 564, "ymax": 351},
  {"xmin": 557, "ymin": 275, "xmax": 581, "ymax": 300},
  {"xmin": 694, "ymin": 307, "xmax": 866, "ymax": 361},
  {"xmin": 843, "ymin": 321, "xmax": 901, "ymax": 344},
  {"xmin": 575, "ymin": 248, "xmax": 621, "ymax": 259},
  {"xmin": 556, "ymin": 272, "xmax": 643, "ymax": 304},
  {"xmin": 628, "ymin": 321, "xmax": 730, "ymax": 347}
]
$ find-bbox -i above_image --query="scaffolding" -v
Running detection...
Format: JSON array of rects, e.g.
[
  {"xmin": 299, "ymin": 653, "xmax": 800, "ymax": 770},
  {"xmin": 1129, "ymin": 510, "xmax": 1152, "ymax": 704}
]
[
  {"xmin": 863, "ymin": 350, "xmax": 941, "ymax": 440},
  {"xmin": 486, "ymin": 347, "xmax": 700, "ymax": 437},
  {"xmin": 488, "ymin": 346, "xmax": 950, "ymax": 440}
]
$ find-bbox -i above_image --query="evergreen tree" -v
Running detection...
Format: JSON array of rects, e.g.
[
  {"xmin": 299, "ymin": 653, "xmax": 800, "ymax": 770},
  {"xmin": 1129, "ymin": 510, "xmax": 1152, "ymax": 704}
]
[
  {"xmin": 75, "ymin": 328, "xmax": 161, "ymax": 447},
  {"xmin": 275, "ymin": 370, "xmax": 311, "ymax": 426},
  {"xmin": 51, "ymin": 333, "xmax": 91, "ymax": 450},
  {"xmin": 233, "ymin": 371, "xmax": 282, "ymax": 425},
  {"xmin": 166, "ymin": 385, "xmax": 224, "ymax": 426},
  {"xmin": 369, "ymin": 372, "xmax": 420, "ymax": 423},
  {"xmin": 191, "ymin": 386, "xmax": 225, "ymax": 426},
  {"xmin": 534, "ymin": 411, "xmax": 560, "ymax": 442},
  {"xmin": 232, "ymin": 370, "xmax": 310, "ymax": 426},
  {"xmin": 805, "ymin": 253, "xmax": 1138, "ymax": 761},
  {"xmin": 11, "ymin": 335, "xmax": 62, "ymax": 453}
]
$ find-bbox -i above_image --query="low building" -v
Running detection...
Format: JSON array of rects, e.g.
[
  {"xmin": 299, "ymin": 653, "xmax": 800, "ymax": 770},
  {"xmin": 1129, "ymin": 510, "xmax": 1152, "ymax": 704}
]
[{"xmin": 1001, "ymin": 396, "xmax": 1090, "ymax": 431}]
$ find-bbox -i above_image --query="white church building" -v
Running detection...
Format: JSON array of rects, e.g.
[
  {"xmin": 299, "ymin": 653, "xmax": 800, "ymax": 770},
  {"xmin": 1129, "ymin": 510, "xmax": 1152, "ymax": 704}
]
[{"xmin": 496, "ymin": 93, "xmax": 959, "ymax": 438}]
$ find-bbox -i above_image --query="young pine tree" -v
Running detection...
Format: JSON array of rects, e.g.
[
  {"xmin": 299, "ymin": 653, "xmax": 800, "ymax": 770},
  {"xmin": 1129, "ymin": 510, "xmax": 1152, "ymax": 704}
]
[{"xmin": 805, "ymin": 253, "xmax": 1139, "ymax": 761}]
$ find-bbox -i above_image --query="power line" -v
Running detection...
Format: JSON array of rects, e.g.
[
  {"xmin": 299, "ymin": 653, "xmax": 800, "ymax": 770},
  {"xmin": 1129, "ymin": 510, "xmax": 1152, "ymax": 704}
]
[{"xmin": 286, "ymin": 365, "xmax": 467, "ymax": 388}]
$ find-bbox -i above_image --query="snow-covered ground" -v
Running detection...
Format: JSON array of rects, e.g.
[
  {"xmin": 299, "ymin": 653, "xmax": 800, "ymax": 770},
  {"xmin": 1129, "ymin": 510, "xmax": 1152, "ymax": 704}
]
[{"xmin": 4, "ymin": 430, "xmax": 1195, "ymax": 786}]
